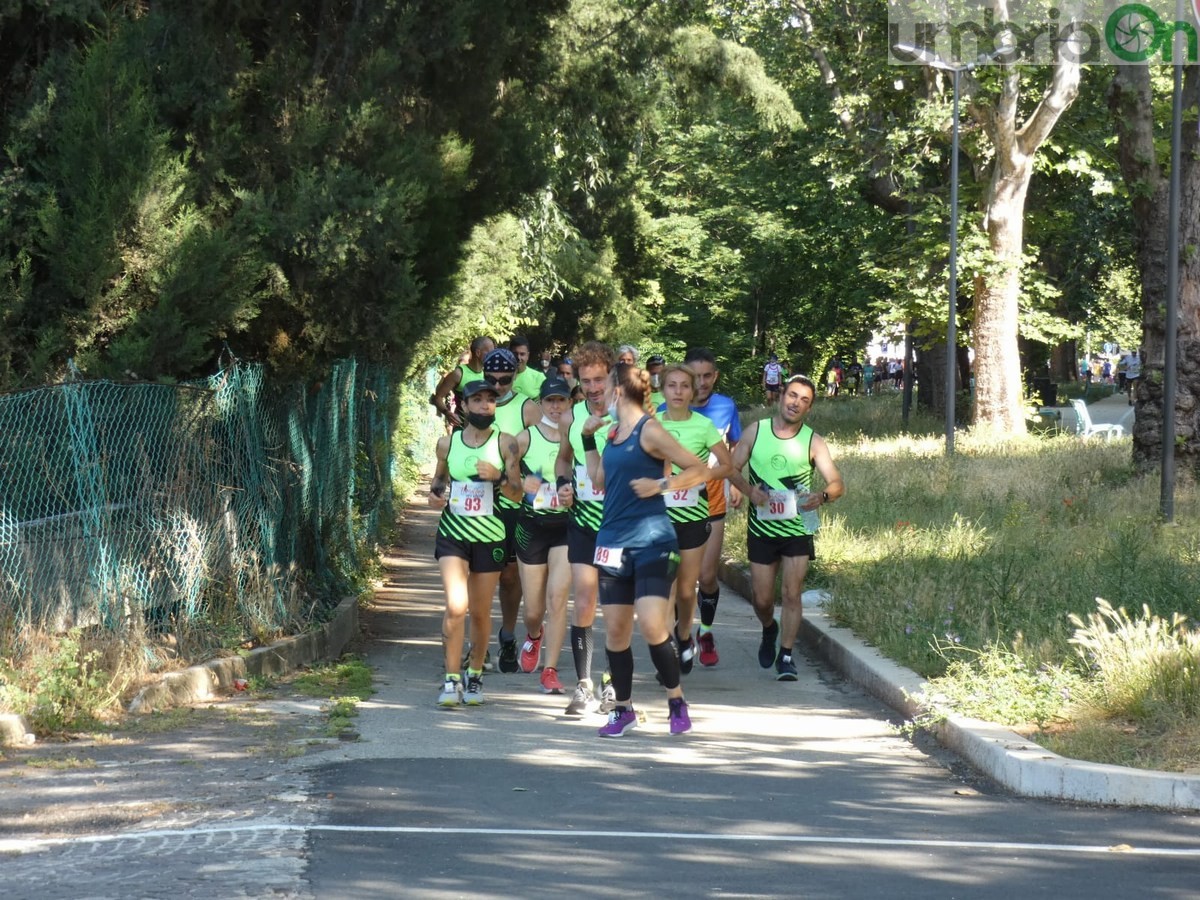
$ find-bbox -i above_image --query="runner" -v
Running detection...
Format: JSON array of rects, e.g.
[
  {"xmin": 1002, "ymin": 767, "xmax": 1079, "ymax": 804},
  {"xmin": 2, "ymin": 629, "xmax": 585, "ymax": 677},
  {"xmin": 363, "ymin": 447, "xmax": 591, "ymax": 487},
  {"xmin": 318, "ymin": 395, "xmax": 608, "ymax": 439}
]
[
  {"xmin": 646, "ymin": 354, "xmax": 666, "ymax": 410},
  {"xmin": 762, "ymin": 353, "xmax": 786, "ymax": 404},
  {"xmin": 727, "ymin": 375, "xmax": 845, "ymax": 681},
  {"xmin": 484, "ymin": 348, "xmax": 539, "ymax": 674},
  {"xmin": 584, "ymin": 363, "xmax": 711, "ymax": 736},
  {"xmin": 429, "ymin": 379, "xmax": 524, "ymax": 707},
  {"xmin": 554, "ymin": 341, "xmax": 617, "ymax": 715},
  {"xmin": 655, "ymin": 364, "xmax": 732, "ymax": 673},
  {"xmin": 616, "ymin": 345, "xmax": 638, "ymax": 366},
  {"xmin": 431, "ymin": 336, "xmax": 494, "ymax": 428},
  {"xmin": 510, "ymin": 334, "xmax": 546, "ymax": 401},
  {"xmin": 682, "ymin": 347, "xmax": 743, "ymax": 668},
  {"xmin": 513, "ymin": 377, "xmax": 573, "ymax": 694}
]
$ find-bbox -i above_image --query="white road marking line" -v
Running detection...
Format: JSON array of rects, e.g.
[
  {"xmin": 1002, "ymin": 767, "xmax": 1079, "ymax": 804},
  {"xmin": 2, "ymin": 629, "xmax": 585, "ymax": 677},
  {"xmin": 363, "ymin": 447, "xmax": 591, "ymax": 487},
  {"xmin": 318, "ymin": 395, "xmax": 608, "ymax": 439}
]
[{"xmin": 3, "ymin": 824, "xmax": 1199, "ymax": 858}]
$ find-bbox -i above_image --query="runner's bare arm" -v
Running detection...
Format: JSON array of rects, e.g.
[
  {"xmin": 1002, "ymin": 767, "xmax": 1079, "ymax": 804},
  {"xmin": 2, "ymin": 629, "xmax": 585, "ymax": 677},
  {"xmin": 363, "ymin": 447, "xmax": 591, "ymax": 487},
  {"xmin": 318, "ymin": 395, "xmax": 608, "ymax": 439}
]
[
  {"xmin": 631, "ymin": 419, "xmax": 709, "ymax": 498},
  {"xmin": 554, "ymin": 407, "xmax": 576, "ymax": 507},
  {"xmin": 802, "ymin": 433, "xmax": 844, "ymax": 509},
  {"xmin": 432, "ymin": 367, "xmax": 463, "ymax": 426},
  {"xmin": 725, "ymin": 422, "xmax": 765, "ymax": 506},
  {"xmin": 428, "ymin": 436, "xmax": 451, "ymax": 509},
  {"xmin": 499, "ymin": 434, "xmax": 525, "ymax": 503}
]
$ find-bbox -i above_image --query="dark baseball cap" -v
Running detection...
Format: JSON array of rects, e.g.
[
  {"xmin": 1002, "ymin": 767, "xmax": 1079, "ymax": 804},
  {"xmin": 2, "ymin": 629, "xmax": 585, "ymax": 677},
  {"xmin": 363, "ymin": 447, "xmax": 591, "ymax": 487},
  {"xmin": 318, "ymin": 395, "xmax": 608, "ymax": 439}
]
[
  {"xmin": 540, "ymin": 377, "xmax": 571, "ymax": 400},
  {"xmin": 462, "ymin": 379, "xmax": 499, "ymax": 400}
]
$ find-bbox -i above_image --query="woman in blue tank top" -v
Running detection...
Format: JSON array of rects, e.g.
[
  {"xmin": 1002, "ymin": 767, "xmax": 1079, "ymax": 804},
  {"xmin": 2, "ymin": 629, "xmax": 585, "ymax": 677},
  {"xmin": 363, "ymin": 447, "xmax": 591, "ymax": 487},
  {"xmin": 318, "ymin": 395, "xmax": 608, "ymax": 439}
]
[{"xmin": 579, "ymin": 363, "xmax": 710, "ymax": 738}]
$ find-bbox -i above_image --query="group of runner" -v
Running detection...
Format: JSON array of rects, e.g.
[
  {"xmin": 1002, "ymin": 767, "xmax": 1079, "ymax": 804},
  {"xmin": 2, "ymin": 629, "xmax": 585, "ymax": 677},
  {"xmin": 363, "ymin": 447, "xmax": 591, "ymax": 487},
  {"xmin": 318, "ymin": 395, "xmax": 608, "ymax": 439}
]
[{"xmin": 428, "ymin": 338, "xmax": 845, "ymax": 737}]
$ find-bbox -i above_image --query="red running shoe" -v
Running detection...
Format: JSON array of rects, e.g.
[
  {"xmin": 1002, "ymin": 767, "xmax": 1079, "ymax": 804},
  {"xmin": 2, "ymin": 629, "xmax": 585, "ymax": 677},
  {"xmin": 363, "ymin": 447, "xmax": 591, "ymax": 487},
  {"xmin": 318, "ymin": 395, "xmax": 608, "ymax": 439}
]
[
  {"xmin": 539, "ymin": 666, "xmax": 564, "ymax": 694},
  {"xmin": 519, "ymin": 631, "xmax": 543, "ymax": 673},
  {"xmin": 696, "ymin": 629, "xmax": 719, "ymax": 667}
]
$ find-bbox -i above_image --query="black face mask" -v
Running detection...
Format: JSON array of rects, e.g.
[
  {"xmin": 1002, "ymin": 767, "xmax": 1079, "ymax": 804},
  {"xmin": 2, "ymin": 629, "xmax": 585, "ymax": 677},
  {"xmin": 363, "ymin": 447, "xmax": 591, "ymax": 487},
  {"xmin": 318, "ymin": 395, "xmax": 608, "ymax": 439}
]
[{"xmin": 467, "ymin": 412, "xmax": 495, "ymax": 430}]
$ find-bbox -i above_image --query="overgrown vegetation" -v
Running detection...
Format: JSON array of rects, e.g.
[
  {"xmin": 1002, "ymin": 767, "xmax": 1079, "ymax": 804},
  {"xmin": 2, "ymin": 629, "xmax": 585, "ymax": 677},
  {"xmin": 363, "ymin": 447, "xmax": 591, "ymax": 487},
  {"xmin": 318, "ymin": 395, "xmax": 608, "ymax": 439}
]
[
  {"xmin": 0, "ymin": 629, "xmax": 128, "ymax": 734},
  {"xmin": 291, "ymin": 655, "xmax": 374, "ymax": 738},
  {"xmin": 780, "ymin": 394, "xmax": 1200, "ymax": 770}
]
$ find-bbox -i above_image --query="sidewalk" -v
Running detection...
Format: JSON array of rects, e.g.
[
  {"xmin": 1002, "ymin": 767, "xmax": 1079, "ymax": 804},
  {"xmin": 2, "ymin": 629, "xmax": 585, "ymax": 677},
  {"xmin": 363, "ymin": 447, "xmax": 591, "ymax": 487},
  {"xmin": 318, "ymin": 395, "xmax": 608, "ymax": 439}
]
[{"xmin": 717, "ymin": 562, "xmax": 1200, "ymax": 812}]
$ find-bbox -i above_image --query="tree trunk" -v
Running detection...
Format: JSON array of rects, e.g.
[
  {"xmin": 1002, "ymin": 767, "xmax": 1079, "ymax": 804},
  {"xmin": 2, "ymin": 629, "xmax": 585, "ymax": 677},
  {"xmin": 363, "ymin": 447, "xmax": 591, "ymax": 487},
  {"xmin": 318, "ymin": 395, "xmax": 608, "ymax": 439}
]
[
  {"xmin": 973, "ymin": 162, "xmax": 1031, "ymax": 434},
  {"xmin": 1111, "ymin": 66, "xmax": 1200, "ymax": 469},
  {"xmin": 971, "ymin": 52, "xmax": 1079, "ymax": 435}
]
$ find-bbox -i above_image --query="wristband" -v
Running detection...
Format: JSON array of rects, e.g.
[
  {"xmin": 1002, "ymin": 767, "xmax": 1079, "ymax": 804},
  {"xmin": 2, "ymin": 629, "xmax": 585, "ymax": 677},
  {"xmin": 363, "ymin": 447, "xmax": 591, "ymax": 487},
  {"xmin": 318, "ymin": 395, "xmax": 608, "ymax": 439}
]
[
  {"xmin": 556, "ymin": 476, "xmax": 571, "ymax": 490},
  {"xmin": 821, "ymin": 490, "xmax": 830, "ymax": 504},
  {"xmin": 582, "ymin": 433, "xmax": 597, "ymax": 452}
]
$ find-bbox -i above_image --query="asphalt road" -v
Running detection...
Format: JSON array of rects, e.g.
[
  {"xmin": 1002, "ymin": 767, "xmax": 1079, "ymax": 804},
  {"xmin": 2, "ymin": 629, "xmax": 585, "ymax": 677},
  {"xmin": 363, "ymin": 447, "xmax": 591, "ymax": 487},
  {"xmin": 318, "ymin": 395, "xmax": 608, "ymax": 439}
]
[
  {"xmin": 3, "ymin": 497, "xmax": 1198, "ymax": 899},
  {"xmin": 302, "ymin": 502, "xmax": 1200, "ymax": 900}
]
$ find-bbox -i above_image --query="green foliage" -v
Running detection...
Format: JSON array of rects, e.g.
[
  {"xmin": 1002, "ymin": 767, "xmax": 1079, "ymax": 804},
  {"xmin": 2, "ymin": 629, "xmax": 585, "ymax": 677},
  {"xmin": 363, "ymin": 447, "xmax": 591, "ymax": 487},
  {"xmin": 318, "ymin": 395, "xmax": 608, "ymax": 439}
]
[
  {"xmin": 1068, "ymin": 599, "xmax": 1200, "ymax": 724},
  {"xmin": 0, "ymin": 629, "xmax": 122, "ymax": 735},
  {"xmin": 917, "ymin": 643, "xmax": 1083, "ymax": 729},
  {"xmin": 292, "ymin": 655, "xmax": 374, "ymax": 701}
]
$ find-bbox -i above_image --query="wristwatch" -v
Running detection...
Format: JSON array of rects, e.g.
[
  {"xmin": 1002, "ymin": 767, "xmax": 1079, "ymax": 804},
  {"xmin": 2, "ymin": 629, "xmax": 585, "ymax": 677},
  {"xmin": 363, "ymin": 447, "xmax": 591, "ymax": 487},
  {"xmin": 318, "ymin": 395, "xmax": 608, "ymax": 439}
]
[{"xmin": 821, "ymin": 490, "xmax": 830, "ymax": 504}]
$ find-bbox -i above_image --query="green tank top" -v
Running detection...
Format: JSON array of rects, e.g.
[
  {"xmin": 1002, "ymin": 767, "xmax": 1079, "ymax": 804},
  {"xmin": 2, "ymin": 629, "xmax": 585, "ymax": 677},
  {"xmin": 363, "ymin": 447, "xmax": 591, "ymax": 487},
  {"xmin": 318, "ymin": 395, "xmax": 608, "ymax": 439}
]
[
  {"xmin": 492, "ymin": 395, "xmax": 530, "ymax": 511},
  {"xmin": 521, "ymin": 424, "xmax": 568, "ymax": 518},
  {"xmin": 567, "ymin": 401, "xmax": 609, "ymax": 533},
  {"xmin": 453, "ymin": 363, "xmax": 486, "ymax": 407},
  {"xmin": 746, "ymin": 421, "xmax": 817, "ymax": 538},
  {"xmin": 655, "ymin": 411, "xmax": 719, "ymax": 524},
  {"xmin": 438, "ymin": 429, "xmax": 506, "ymax": 543}
]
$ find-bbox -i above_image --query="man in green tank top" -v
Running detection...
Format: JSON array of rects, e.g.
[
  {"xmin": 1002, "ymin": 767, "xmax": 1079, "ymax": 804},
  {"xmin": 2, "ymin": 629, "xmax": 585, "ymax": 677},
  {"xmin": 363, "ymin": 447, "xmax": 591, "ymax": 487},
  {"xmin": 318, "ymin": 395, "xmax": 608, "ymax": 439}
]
[
  {"xmin": 432, "ymin": 335, "xmax": 494, "ymax": 428},
  {"xmin": 728, "ymin": 375, "xmax": 845, "ymax": 682}
]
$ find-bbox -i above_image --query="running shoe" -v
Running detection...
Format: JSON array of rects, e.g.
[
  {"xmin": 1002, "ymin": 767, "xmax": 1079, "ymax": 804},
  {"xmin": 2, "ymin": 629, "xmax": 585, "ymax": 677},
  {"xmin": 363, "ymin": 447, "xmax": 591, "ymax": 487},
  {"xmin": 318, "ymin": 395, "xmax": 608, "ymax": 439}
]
[
  {"xmin": 519, "ymin": 631, "xmax": 543, "ymax": 673},
  {"xmin": 565, "ymin": 681, "xmax": 598, "ymax": 716},
  {"xmin": 437, "ymin": 677, "xmax": 463, "ymax": 708},
  {"xmin": 498, "ymin": 632, "xmax": 519, "ymax": 673},
  {"xmin": 461, "ymin": 646, "xmax": 494, "ymax": 673},
  {"xmin": 464, "ymin": 674, "xmax": 485, "ymax": 705},
  {"xmin": 696, "ymin": 629, "xmax": 719, "ymax": 667},
  {"xmin": 597, "ymin": 706, "xmax": 638, "ymax": 738},
  {"xmin": 598, "ymin": 672, "xmax": 617, "ymax": 713},
  {"xmin": 678, "ymin": 636, "xmax": 697, "ymax": 675},
  {"xmin": 540, "ymin": 666, "xmax": 564, "ymax": 694},
  {"xmin": 668, "ymin": 697, "xmax": 692, "ymax": 735},
  {"xmin": 775, "ymin": 651, "xmax": 799, "ymax": 682},
  {"xmin": 758, "ymin": 620, "xmax": 780, "ymax": 668}
]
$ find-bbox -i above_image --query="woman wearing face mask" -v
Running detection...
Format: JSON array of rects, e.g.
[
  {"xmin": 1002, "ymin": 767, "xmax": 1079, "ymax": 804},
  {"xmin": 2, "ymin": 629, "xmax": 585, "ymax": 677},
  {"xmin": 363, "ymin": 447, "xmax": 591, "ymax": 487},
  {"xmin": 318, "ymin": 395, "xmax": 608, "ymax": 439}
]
[
  {"xmin": 581, "ymin": 363, "xmax": 711, "ymax": 737},
  {"xmin": 429, "ymin": 379, "xmax": 524, "ymax": 708},
  {"xmin": 655, "ymin": 364, "xmax": 733, "ymax": 673},
  {"xmin": 511, "ymin": 377, "xmax": 574, "ymax": 693}
]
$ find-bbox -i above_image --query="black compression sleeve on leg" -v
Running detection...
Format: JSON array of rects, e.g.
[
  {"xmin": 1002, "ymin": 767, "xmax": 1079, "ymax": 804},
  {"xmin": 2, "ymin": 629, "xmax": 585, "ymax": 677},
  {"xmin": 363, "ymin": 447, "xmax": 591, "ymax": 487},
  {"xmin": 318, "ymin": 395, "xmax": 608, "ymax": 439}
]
[
  {"xmin": 698, "ymin": 587, "xmax": 720, "ymax": 627},
  {"xmin": 605, "ymin": 646, "xmax": 635, "ymax": 701},
  {"xmin": 571, "ymin": 625, "xmax": 593, "ymax": 684},
  {"xmin": 648, "ymin": 638, "xmax": 681, "ymax": 691}
]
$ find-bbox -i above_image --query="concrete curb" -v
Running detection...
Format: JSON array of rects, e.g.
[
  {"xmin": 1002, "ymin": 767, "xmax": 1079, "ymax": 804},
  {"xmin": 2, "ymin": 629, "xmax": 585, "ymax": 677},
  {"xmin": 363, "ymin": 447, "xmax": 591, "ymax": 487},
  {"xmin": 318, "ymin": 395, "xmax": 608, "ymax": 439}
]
[
  {"xmin": 718, "ymin": 559, "xmax": 1200, "ymax": 812},
  {"xmin": 127, "ymin": 596, "xmax": 360, "ymax": 715}
]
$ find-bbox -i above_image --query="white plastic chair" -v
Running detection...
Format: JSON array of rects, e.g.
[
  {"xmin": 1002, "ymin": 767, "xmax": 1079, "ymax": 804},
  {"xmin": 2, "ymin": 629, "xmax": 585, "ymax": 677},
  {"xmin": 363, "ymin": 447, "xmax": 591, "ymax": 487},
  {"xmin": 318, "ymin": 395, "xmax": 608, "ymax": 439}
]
[{"xmin": 1071, "ymin": 399, "xmax": 1123, "ymax": 440}]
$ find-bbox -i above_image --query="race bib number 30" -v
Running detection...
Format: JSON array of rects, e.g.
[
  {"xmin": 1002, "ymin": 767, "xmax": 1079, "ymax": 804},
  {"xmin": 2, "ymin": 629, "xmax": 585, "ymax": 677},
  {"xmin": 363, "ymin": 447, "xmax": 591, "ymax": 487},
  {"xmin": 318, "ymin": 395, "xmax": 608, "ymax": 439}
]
[
  {"xmin": 575, "ymin": 464, "xmax": 605, "ymax": 501},
  {"xmin": 757, "ymin": 488, "xmax": 798, "ymax": 521},
  {"xmin": 449, "ymin": 481, "xmax": 494, "ymax": 517},
  {"xmin": 593, "ymin": 545, "xmax": 625, "ymax": 569}
]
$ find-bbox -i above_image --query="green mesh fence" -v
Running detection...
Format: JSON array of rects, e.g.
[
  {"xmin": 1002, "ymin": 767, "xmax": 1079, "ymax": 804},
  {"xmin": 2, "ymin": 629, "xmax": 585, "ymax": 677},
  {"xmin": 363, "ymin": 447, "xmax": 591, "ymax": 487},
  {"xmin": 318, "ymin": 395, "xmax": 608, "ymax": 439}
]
[{"xmin": 0, "ymin": 357, "xmax": 427, "ymax": 645}]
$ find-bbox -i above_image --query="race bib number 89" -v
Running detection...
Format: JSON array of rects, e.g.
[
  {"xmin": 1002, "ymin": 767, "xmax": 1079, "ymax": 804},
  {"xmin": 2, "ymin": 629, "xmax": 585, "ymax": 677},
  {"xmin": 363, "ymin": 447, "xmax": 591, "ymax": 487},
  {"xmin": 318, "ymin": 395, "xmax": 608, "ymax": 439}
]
[{"xmin": 593, "ymin": 545, "xmax": 624, "ymax": 569}]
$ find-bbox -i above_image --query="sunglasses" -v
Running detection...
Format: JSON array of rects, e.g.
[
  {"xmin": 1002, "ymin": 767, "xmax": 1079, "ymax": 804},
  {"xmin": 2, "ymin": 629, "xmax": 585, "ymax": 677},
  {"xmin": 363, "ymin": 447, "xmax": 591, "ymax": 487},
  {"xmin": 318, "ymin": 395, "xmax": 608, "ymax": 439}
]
[{"xmin": 484, "ymin": 374, "xmax": 514, "ymax": 386}]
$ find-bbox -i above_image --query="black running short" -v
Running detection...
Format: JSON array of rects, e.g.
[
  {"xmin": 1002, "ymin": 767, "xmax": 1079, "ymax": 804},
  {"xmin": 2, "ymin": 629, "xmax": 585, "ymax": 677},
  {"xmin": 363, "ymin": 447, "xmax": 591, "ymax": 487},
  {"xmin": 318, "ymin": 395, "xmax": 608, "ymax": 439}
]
[
  {"xmin": 597, "ymin": 544, "xmax": 680, "ymax": 605},
  {"xmin": 567, "ymin": 520, "xmax": 599, "ymax": 566},
  {"xmin": 671, "ymin": 518, "xmax": 712, "ymax": 552},
  {"xmin": 435, "ymin": 533, "xmax": 508, "ymax": 573},
  {"xmin": 515, "ymin": 513, "xmax": 569, "ymax": 566},
  {"xmin": 747, "ymin": 533, "xmax": 816, "ymax": 566}
]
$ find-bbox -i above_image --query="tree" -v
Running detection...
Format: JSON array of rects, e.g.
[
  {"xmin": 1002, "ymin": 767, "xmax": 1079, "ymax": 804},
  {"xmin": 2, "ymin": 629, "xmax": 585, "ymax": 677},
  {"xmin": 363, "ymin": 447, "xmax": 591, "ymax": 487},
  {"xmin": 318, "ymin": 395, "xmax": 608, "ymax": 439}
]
[{"xmin": 1111, "ymin": 65, "xmax": 1200, "ymax": 469}]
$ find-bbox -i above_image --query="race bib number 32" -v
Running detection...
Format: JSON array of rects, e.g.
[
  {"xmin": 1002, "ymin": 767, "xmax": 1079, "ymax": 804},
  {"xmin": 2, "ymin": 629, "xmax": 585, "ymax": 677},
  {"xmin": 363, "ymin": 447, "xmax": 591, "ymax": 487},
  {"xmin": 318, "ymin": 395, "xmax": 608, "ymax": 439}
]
[
  {"xmin": 664, "ymin": 486, "xmax": 700, "ymax": 508},
  {"xmin": 450, "ymin": 481, "xmax": 494, "ymax": 517}
]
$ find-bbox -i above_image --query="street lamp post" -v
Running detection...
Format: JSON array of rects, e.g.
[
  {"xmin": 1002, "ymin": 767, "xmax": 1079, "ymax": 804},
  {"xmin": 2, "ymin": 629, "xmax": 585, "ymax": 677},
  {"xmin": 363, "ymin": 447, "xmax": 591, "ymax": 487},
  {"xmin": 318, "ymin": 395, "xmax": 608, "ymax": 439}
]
[{"xmin": 893, "ymin": 43, "xmax": 1012, "ymax": 455}]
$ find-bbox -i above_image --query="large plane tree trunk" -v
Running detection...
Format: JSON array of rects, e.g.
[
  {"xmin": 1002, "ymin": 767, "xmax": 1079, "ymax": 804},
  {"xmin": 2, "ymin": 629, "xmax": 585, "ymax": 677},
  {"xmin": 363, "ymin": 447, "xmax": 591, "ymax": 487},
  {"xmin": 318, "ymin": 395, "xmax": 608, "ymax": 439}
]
[{"xmin": 1111, "ymin": 65, "xmax": 1200, "ymax": 469}]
